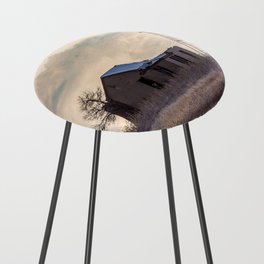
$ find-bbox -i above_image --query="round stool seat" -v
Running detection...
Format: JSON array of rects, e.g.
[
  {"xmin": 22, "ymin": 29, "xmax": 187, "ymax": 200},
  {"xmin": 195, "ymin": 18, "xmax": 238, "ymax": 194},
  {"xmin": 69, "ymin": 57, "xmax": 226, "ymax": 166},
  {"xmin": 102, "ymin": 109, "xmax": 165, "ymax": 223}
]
[{"xmin": 34, "ymin": 32, "xmax": 225, "ymax": 132}]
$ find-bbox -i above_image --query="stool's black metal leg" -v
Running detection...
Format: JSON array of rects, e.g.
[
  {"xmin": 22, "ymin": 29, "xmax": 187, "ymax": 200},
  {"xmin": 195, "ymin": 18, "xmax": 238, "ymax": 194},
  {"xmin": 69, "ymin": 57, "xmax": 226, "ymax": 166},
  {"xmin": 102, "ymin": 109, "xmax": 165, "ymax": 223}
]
[
  {"xmin": 162, "ymin": 129, "xmax": 182, "ymax": 264},
  {"xmin": 84, "ymin": 130, "xmax": 101, "ymax": 264},
  {"xmin": 183, "ymin": 123, "xmax": 213, "ymax": 264},
  {"xmin": 39, "ymin": 121, "xmax": 72, "ymax": 264}
]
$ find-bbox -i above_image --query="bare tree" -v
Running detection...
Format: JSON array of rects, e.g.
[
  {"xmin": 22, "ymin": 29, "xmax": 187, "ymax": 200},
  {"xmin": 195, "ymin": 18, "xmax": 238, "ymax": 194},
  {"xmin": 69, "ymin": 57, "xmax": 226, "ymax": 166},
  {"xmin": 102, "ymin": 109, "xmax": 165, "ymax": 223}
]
[
  {"xmin": 78, "ymin": 87, "xmax": 139, "ymax": 131},
  {"xmin": 78, "ymin": 87, "xmax": 116, "ymax": 130}
]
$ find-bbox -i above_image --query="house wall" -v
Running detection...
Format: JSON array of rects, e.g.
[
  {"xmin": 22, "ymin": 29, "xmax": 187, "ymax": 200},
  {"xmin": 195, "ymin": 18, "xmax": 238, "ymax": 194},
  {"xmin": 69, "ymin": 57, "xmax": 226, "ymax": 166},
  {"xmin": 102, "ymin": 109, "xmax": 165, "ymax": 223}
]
[{"xmin": 103, "ymin": 71, "xmax": 158, "ymax": 108}]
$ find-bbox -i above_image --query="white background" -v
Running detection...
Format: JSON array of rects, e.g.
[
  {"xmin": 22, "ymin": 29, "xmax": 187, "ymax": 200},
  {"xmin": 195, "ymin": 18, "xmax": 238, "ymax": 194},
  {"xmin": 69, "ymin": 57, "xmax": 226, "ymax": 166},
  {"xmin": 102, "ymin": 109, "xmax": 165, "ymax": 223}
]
[{"xmin": 0, "ymin": 0, "xmax": 264, "ymax": 263}]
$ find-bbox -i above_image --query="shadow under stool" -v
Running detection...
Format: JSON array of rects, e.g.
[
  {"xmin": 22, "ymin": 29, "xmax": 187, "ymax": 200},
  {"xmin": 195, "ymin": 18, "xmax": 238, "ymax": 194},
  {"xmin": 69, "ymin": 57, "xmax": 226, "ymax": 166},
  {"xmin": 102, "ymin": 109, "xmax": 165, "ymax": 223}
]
[{"xmin": 34, "ymin": 32, "xmax": 225, "ymax": 264}]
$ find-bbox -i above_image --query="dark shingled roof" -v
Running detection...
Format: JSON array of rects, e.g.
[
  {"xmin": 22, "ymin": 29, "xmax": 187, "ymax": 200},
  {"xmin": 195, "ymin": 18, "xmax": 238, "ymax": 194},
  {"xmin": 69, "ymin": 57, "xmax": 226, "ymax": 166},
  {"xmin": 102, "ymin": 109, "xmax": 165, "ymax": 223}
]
[{"xmin": 101, "ymin": 52, "xmax": 168, "ymax": 78}]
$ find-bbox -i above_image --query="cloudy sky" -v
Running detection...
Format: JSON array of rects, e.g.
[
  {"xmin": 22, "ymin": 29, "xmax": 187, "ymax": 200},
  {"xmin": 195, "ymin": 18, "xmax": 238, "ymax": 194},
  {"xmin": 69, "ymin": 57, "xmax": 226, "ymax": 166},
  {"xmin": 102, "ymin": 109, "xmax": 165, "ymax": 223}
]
[{"xmin": 34, "ymin": 32, "xmax": 204, "ymax": 131}]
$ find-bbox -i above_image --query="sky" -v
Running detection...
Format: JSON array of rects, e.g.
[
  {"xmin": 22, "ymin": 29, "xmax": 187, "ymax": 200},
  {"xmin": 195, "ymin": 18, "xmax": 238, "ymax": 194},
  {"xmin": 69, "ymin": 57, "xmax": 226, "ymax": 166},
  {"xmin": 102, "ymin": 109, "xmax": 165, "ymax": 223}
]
[{"xmin": 34, "ymin": 32, "xmax": 204, "ymax": 131}]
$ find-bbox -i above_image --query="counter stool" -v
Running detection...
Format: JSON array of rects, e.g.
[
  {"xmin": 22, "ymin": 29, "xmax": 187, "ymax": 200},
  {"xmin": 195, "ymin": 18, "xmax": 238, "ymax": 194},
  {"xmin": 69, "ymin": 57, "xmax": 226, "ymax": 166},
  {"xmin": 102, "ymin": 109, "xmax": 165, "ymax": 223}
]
[{"xmin": 34, "ymin": 32, "xmax": 225, "ymax": 264}]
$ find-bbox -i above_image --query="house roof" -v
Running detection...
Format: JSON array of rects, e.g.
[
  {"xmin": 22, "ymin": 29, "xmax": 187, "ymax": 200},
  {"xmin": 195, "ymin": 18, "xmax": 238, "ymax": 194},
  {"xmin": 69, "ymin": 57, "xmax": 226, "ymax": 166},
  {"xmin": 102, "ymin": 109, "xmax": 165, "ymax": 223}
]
[
  {"xmin": 101, "ymin": 61, "xmax": 148, "ymax": 78},
  {"xmin": 101, "ymin": 52, "xmax": 168, "ymax": 78}
]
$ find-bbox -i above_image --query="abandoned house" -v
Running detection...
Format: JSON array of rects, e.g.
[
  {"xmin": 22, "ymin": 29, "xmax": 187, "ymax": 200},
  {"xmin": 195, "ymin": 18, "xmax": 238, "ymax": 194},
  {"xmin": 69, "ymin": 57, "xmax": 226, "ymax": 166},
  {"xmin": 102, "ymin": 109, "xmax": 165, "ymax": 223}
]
[{"xmin": 100, "ymin": 46, "xmax": 198, "ymax": 116}]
